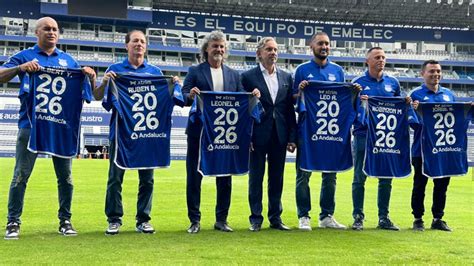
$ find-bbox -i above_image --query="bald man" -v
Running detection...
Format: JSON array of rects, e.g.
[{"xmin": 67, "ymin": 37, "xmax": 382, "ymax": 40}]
[{"xmin": 0, "ymin": 17, "xmax": 96, "ymax": 240}]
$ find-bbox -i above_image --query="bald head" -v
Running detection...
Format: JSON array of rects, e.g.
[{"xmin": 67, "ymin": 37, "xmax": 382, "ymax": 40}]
[{"xmin": 35, "ymin": 17, "xmax": 59, "ymax": 51}]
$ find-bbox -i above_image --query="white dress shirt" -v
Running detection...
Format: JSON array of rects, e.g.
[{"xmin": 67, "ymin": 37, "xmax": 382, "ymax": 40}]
[{"xmin": 260, "ymin": 63, "xmax": 279, "ymax": 103}]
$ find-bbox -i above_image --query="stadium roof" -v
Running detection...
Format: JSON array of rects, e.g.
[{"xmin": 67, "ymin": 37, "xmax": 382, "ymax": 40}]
[{"xmin": 142, "ymin": 0, "xmax": 474, "ymax": 29}]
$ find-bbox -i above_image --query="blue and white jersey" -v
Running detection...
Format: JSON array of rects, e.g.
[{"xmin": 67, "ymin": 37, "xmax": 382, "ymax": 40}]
[
  {"xmin": 408, "ymin": 84, "xmax": 456, "ymax": 157},
  {"xmin": 297, "ymin": 80, "xmax": 357, "ymax": 172},
  {"xmin": 1, "ymin": 44, "xmax": 80, "ymax": 129},
  {"xmin": 363, "ymin": 96, "xmax": 413, "ymax": 178},
  {"xmin": 103, "ymin": 73, "xmax": 184, "ymax": 169},
  {"xmin": 417, "ymin": 102, "xmax": 472, "ymax": 179},
  {"xmin": 190, "ymin": 91, "xmax": 263, "ymax": 177},
  {"xmin": 27, "ymin": 66, "xmax": 92, "ymax": 157},
  {"xmin": 352, "ymin": 71, "xmax": 401, "ymax": 137},
  {"xmin": 292, "ymin": 59, "xmax": 345, "ymax": 95}
]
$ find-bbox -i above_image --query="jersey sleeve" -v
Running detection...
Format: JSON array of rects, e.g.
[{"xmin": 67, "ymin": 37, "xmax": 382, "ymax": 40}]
[
  {"xmin": 248, "ymin": 95, "xmax": 264, "ymax": 124},
  {"xmin": 102, "ymin": 79, "xmax": 122, "ymax": 118},
  {"xmin": 81, "ymin": 75, "xmax": 93, "ymax": 103},
  {"xmin": 292, "ymin": 67, "xmax": 303, "ymax": 96},
  {"xmin": 357, "ymin": 99, "xmax": 368, "ymax": 126},
  {"xmin": 172, "ymin": 82, "xmax": 185, "ymax": 107},
  {"xmin": 1, "ymin": 51, "xmax": 24, "ymax": 68},
  {"xmin": 189, "ymin": 95, "xmax": 203, "ymax": 124}
]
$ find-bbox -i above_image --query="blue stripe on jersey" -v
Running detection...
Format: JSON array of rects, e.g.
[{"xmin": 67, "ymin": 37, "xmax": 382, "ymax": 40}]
[
  {"xmin": 297, "ymin": 80, "xmax": 357, "ymax": 172},
  {"xmin": 27, "ymin": 66, "xmax": 92, "ymax": 157}
]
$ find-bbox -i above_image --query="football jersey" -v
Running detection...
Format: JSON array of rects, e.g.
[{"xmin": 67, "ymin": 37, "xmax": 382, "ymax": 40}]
[
  {"xmin": 363, "ymin": 96, "xmax": 414, "ymax": 178},
  {"xmin": 1, "ymin": 44, "xmax": 81, "ymax": 128},
  {"xmin": 27, "ymin": 66, "xmax": 92, "ymax": 157},
  {"xmin": 297, "ymin": 80, "xmax": 357, "ymax": 172},
  {"xmin": 103, "ymin": 73, "xmax": 184, "ymax": 169},
  {"xmin": 417, "ymin": 102, "xmax": 472, "ymax": 178},
  {"xmin": 190, "ymin": 91, "xmax": 263, "ymax": 177},
  {"xmin": 352, "ymin": 71, "xmax": 401, "ymax": 137}
]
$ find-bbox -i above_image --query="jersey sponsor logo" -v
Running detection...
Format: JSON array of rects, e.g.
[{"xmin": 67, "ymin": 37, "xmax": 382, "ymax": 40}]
[
  {"xmin": 307, "ymin": 73, "xmax": 314, "ymax": 78},
  {"xmin": 364, "ymin": 86, "xmax": 371, "ymax": 91},
  {"xmin": 423, "ymin": 96, "xmax": 429, "ymax": 100}
]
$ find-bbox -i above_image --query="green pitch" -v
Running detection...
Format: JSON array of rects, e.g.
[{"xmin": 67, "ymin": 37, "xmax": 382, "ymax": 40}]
[{"xmin": 0, "ymin": 158, "xmax": 472, "ymax": 264}]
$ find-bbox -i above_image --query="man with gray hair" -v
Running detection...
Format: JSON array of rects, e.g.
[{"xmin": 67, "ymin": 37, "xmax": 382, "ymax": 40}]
[
  {"xmin": 182, "ymin": 30, "xmax": 259, "ymax": 233},
  {"xmin": 241, "ymin": 37, "xmax": 296, "ymax": 232}
]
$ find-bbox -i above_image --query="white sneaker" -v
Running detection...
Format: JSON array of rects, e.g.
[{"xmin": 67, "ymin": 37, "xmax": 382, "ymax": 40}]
[
  {"xmin": 298, "ymin": 217, "xmax": 312, "ymax": 231},
  {"xmin": 319, "ymin": 215, "xmax": 347, "ymax": 229}
]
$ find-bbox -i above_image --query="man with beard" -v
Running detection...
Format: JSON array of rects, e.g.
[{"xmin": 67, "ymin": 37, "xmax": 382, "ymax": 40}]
[{"xmin": 292, "ymin": 32, "xmax": 347, "ymax": 231}]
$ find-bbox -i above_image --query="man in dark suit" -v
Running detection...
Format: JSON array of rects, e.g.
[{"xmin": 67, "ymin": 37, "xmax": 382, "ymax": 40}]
[
  {"xmin": 182, "ymin": 30, "xmax": 260, "ymax": 233},
  {"xmin": 241, "ymin": 37, "xmax": 297, "ymax": 232}
]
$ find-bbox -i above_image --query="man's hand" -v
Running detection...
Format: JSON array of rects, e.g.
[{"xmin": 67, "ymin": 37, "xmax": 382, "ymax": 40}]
[
  {"xmin": 19, "ymin": 61, "xmax": 41, "ymax": 73},
  {"xmin": 353, "ymin": 83, "xmax": 362, "ymax": 92},
  {"xmin": 412, "ymin": 100, "xmax": 420, "ymax": 110},
  {"xmin": 82, "ymin": 66, "xmax": 96, "ymax": 80},
  {"xmin": 252, "ymin": 88, "xmax": 261, "ymax": 98},
  {"xmin": 287, "ymin": 142, "xmax": 296, "ymax": 153},
  {"xmin": 190, "ymin": 87, "xmax": 200, "ymax": 99},
  {"xmin": 102, "ymin": 71, "xmax": 117, "ymax": 83},
  {"xmin": 298, "ymin": 80, "xmax": 309, "ymax": 91},
  {"xmin": 172, "ymin": 76, "xmax": 180, "ymax": 84},
  {"xmin": 360, "ymin": 95, "xmax": 369, "ymax": 101},
  {"xmin": 405, "ymin": 96, "xmax": 412, "ymax": 105}
]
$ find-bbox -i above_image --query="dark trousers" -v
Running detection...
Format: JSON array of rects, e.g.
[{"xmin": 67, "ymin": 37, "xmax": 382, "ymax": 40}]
[
  {"xmin": 352, "ymin": 134, "xmax": 392, "ymax": 219},
  {"xmin": 248, "ymin": 126, "xmax": 286, "ymax": 225},
  {"xmin": 105, "ymin": 141, "xmax": 154, "ymax": 225},
  {"xmin": 186, "ymin": 134, "xmax": 232, "ymax": 223},
  {"xmin": 411, "ymin": 157, "xmax": 450, "ymax": 219},
  {"xmin": 7, "ymin": 128, "xmax": 73, "ymax": 224}
]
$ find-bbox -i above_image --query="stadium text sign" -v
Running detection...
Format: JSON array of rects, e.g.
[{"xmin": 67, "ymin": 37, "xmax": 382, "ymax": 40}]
[{"xmin": 153, "ymin": 11, "xmax": 473, "ymax": 43}]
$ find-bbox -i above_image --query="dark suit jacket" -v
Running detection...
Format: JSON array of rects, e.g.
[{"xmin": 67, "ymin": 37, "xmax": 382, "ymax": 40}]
[
  {"xmin": 241, "ymin": 66, "xmax": 296, "ymax": 146},
  {"xmin": 182, "ymin": 61, "xmax": 243, "ymax": 137}
]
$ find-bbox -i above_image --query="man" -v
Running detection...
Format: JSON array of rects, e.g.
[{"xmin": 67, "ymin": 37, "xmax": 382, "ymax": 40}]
[
  {"xmin": 0, "ymin": 17, "xmax": 96, "ymax": 239},
  {"xmin": 94, "ymin": 30, "xmax": 178, "ymax": 235},
  {"xmin": 293, "ymin": 32, "xmax": 347, "ymax": 231},
  {"xmin": 409, "ymin": 60, "xmax": 456, "ymax": 232},
  {"xmin": 241, "ymin": 37, "xmax": 296, "ymax": 232},
  {"xmin": 351, "ymin": 47, "xmax": 405, "ymax": 231},
  {"xmin": 182, "ymin": 30, "xmax": 259, "ymax": 233}
]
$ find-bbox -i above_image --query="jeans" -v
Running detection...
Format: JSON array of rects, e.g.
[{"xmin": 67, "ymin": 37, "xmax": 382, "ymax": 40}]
[
  {"xmin": 105, "ymin": 141, "xmax": 154, "ymax": 225},
  {"xmin": 352, "ymin": 134, "xmax": 392, "ymax": 220},
  {"xmin": 7, "ymin": 128, "xmax": 73, "ymax": 224},
  {"xmin": 295, "ymin": 139, "xmax": 337, "ymax": 220}
]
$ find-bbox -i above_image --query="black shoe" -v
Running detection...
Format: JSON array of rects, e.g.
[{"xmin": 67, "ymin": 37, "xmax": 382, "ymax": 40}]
[
  {"xmin": 377, "ymin": 217, "xmax": 400, "ymax": 231},
  {"xmin": 187, "ymin": 222, "xmax": 200, "ymax": 234},
  {"xmin": 352, "ymin": 216, "xmax": 364, "ymax": 231},
  {"xmin": 249, "ymin": 223, "xmax": 261, "ymax": 232},
  {"xmin": 58, "ymin": 220, "xmax": 77, "ymax": 236},
  {"xmin": 214, "ymin": 221, "xmax": 233, "ymax": 232},
  {"xmin": 412, "ymin": 219, "xmax": 425, "ymax": 231},
  {"xmin": 270, "ymin": 222, "xmax": 290, "ymax": 231},
  {"xmin": 431, "ymin": 219, "xmax": 452, "ymax": 232},
  {"xmin": 5, "ymin": 222, "xmax": 20, "ymax": 240}
]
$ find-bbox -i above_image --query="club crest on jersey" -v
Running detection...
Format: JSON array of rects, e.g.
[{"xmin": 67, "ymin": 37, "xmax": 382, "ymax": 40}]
[
  {"xmin": 131, "ymin": 132, "xmax": 139, "ymax": 140},
  {"xmin": 328, "ymin": 74, "xmax": 336, "ymax": 81},
  {"xmin": 58, "ymin": 59, "xmax": 68, "ymax": 67},
  {"xmin": 207, "ymin": 144, "xmax": 214, "ymax": 151},
  {"xmin": 443, "ymin": 95, "xmax": 450, "ymax": 101},
  {"xmin": 384, "ymin": 85, "xmax": 392, "ymax": 92}
]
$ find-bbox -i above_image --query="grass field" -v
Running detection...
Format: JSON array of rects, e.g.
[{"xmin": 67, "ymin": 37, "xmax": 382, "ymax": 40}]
[{"xmin": 0, "ymin": 158, "xmax": 472, "ymax": 264}]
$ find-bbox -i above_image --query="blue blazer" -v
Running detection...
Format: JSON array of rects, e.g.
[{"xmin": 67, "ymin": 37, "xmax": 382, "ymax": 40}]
[
  {"xmin": 241, "ymin": 66, "xmax": 296, "ymax": 146},
  {"xmin": 182, "ymin": 61, "xmax": 243, "ymax": 137}
]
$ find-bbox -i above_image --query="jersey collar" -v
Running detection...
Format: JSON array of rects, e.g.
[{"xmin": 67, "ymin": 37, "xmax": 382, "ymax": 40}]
[
  {"xmin": 122, "ymin": 58, "xmax": 148, "ymax": 70},
  {"xmin": 33, "ymin": 44, "xmax": 60, "ymax": 56},
  {"xmin": 421, "ymin": 83, "xmax": 444, "ymax": 95},
  {"xmin": 364, "ymin": 70, "xmax": 386, "ymax": 82}
]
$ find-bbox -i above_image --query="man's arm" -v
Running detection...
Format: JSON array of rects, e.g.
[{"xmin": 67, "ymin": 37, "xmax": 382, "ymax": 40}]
[{"xmin": 0, "ymin": 61, "xmax": 41, "ymax": 83}]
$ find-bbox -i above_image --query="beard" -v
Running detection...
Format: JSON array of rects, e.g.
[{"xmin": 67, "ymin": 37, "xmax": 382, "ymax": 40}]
[{"xmin": 212, "ymin": 54, "xmax": 224, "ymax": 62}]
